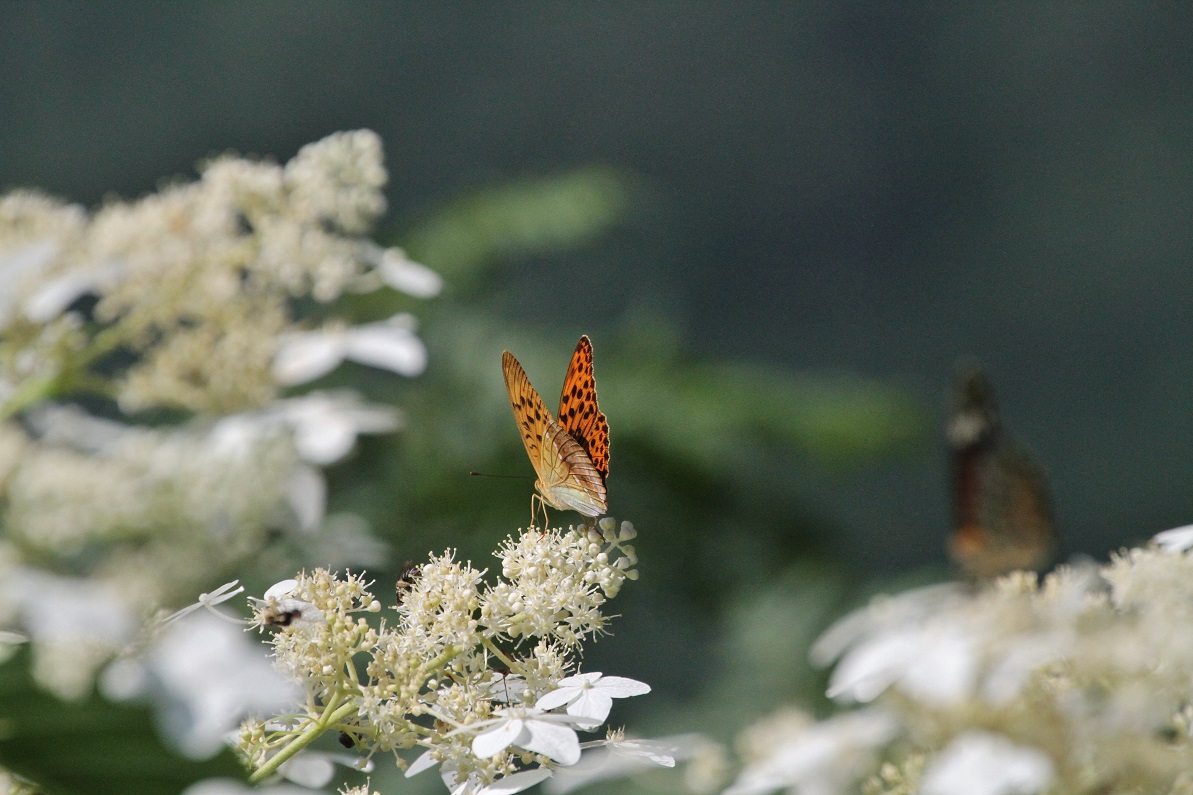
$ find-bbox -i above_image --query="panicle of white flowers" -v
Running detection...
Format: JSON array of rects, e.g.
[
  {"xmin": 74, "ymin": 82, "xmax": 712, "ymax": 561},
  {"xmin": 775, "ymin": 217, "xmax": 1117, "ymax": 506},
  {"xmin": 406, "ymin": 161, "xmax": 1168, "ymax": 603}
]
[
  {"xmin": 0, "ymin": 129, "xmax": 434, "ymax": 416},
  {"xmin": 237, "ymin": 519, "xmax": 651, "ymax": 793},
  {"xmin": 730, "ymin": 533, "xmax": 1193, "ymax": 795},
  {"xmin": 0, "ymin": 131, "xmax": 438, "ymax": 702}
]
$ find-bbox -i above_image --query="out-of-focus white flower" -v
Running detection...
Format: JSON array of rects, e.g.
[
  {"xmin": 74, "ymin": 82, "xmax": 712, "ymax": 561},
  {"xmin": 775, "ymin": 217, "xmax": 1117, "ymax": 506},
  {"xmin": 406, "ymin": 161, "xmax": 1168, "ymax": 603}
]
[
  {"xmin": 278, "ymin": 750, "xmax": 374, "ymax": 787},
  {"xmin": 268, "ymin": 391, "xmax": 400, "ymax": 465},
  {"xmin": 471, "ymin": 707, "xmax": 584, "ymax": 766},
  {"xmin": 535, "ymin": 672, "xmax": 651, "ymax": 728},
  {"xmin": 272, "ymin": 313, "xmax": 426, "ymax": 386},
  {"xmin": 1153, "ymin": 523, "xmax": 1193, "ymax": 553},
  {"xmin": 545, "ymin": 734, "xmax": 701, "ymax": 795},
  {"xmin": 100, "ymin": 611, "xmax": 300, "ymax": 758},
  {"xmin": 812, "ymin": 584, "xmax": 978, "ymax": 706},
  {"xmin": 483, "ymin": 671, "xmax": 530, "ymax": 704},
  {"xmin": 826, "ymin": 616, "xmax": 979, "ymax": 706},
  {"xmin": 725, "ymin": 709, "xmax": 898, "ymax": 795},
  {"xmin": 920, "ymin": 731, "xmax": 1053, "ymax": 795}
]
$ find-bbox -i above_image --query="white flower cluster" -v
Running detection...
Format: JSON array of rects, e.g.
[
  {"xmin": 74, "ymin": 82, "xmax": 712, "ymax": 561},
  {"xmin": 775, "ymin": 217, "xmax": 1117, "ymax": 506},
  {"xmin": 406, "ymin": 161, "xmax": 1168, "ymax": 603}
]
[
  {"xmin": 728, "ymin": 529, "xmax": 1193, "ymax": 795},
  {"xmin": 237, "ymin": 519, "xmax": 662, "ymax": 794},
  {"xmin": 0, "ymin": 129, "xmax": 439, "ymax": 415},
  {"xmin": 0, "ymin": 132, "xmax": 438, "ymax": 701}
]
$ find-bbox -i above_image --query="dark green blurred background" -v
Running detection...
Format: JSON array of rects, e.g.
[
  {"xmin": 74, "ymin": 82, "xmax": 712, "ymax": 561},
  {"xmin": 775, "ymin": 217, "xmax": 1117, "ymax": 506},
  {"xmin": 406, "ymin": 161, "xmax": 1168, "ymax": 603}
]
[{"xmin": 3, "ymin": 3, "xmax": 1192, "ymax": 787}]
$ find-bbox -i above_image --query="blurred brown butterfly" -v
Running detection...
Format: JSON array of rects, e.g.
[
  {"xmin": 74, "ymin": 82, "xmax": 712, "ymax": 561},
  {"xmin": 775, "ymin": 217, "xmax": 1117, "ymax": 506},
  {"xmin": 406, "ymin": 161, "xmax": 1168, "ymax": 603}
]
[
  {"xmin": 948, "ymin": 366, "xmax": 1056, "ymax": 579},
  {"xmin": 502, "ymin": 336, "xmax": 610, "ymax": 522}
]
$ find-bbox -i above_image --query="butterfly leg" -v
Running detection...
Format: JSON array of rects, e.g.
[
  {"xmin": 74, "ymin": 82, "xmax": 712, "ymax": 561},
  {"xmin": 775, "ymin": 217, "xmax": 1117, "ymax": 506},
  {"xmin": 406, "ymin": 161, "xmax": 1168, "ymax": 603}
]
[{"xmin": 530, "ymin": 492, "xmax": 550, "ymax": 531}]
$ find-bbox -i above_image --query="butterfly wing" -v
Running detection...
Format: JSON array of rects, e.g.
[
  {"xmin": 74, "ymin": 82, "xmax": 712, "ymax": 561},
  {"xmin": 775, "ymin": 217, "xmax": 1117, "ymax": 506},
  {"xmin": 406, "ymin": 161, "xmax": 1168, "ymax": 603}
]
[
  {"xmin": 502, "ymin": 350, "xmax": 555, "ymax": 478},
  {"xmin": 538, "ymin": 420, "xmax": 608, "ymax": 516},
  {"xmin": 949, "ymin": 367, "xmax": 1055, "ymax": 579},
  {"xmin": 556, "ymin": 335, "xmax": 610, "ymax": 481}
]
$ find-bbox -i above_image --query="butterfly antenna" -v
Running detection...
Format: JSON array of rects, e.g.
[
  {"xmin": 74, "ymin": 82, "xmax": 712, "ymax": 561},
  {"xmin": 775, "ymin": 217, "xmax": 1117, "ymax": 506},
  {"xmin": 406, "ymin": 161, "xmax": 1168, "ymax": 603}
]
[{"xmin": 469, "ymin": 471, "xmax": 534, "ymax": 479}]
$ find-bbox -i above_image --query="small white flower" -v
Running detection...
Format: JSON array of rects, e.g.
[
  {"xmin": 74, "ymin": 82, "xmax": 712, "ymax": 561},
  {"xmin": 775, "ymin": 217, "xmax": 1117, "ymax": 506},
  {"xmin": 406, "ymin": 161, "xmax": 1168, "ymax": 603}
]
[
  {"xmin": 470, "ymin": 707, "xmax": 583, "ymax": 766},
  {"xmin": 272, "ymin": 313, "xmax": 426, "ymax": 386},
  {"xmin": 162, "ymin": 580, "xmax": 246, "ymax": 625},
  {"xmin": 1153, "ymin": 523, "xmax": 1193, "ymax": 553},
  {"xmin": 545, "ymin": 734, "xmax": 699, "ymax": 795},
  {"xmin": 920, "ymin": 731, "xmax": 1053, "ymax": 795},
  {"xmin": 536, "ymin": 672, "xmax": 651, "ymax": 728}
]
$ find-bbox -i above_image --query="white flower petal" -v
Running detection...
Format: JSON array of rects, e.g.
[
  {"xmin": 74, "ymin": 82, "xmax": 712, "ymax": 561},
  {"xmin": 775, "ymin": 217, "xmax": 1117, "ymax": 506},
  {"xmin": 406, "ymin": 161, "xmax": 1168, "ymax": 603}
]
[
  {"xmin": 522, "ymin": 720, "xmax": 582, "ymax": 766},
  {"xmin": 344, "ymin": 323, "xmax": 427, "ymax": 377},
  {"xmin": 264, "ymin": 579, "xmax": 299, "ymax": 599},
  {"xmin": 478, "ymin": 768, "xmax": 552, "ymax": 795},
  {"xmin": 536, "ymin": 687, "xmax": 580, "ymax": 711},
  {"xmin": 566, "ymin": 690, "xmax": 613, "ymax": 727},
  {"xmin": 1154, "ymin": 524, "xmax": 1193, "ymax": 553},
  {"xmin": 272, "ymin": 333, "xmax": 347, "ymax": 386},
  {"xmin": 292, "ymin": 411, "xmax": 357, "ymax": 464},
  {"xmin": 473, "ymin": 719, "xmax": 524, "ymax": 759},
  {"xmin": 591, "ymin": 676, "xmax": 650, "ymax": 698},
  {"xmin": 406, "ymin": 748, "xmax": 440, "ymax": 777},
  {"xmin": 278, "ymin": 753, "xmax": 334, "ymax": 787},
  {"xmin": 379, "ymin": 249, "xmax": 444, "ymax": 298},
  {"xmin": 286, "ymin": 464, "xmax": 326, "ymax": 533},
  {"xmin": 921, "ymin": 731, "xmax": 1053, "ymax": 795},
  {"xmin": 24, "ymin": 271, "xmax": 95, "ymax": 322},
  {"xmin": 557, "ymin": 672, "xmax": 603, "ymax": 688}
]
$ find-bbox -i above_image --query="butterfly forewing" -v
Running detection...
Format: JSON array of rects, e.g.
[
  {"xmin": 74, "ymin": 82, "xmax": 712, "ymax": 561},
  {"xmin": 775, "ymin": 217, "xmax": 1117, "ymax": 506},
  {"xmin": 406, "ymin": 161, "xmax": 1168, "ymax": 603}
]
[
  {"xmin": 502, "ymin": 350, "xmax": 554, "ymax": 468},
  {"xmin": 556, "ymin": 335, "xmax": 610, "ymax": 480}
]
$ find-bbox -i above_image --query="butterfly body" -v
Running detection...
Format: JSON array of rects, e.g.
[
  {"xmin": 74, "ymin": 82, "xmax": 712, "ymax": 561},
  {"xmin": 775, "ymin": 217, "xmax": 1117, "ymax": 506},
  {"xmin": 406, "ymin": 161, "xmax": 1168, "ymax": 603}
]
[{"xmin": 502, "ymin": 336, "xmax": 609, "ymax": 519}]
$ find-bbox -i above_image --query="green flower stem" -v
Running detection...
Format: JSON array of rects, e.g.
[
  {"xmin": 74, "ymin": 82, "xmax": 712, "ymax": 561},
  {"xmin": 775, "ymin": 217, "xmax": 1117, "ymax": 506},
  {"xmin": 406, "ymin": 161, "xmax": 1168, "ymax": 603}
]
[
  {"xmin": 248, "ymin": 698, "xmax": 359, "ymax": 784},
  {"xmin": 481, "ymin": 637, "xmax": 517, "ymax": 670}
]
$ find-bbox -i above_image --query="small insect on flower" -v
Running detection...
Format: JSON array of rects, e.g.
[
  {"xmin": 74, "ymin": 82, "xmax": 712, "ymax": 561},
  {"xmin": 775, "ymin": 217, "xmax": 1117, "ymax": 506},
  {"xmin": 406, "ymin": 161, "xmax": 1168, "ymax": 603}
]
[
  {"xmin": 502, "ymin": 336, "xmax": 610, "ymax": 523},
  {"xmin": 947, "ymin": 365, "xmax": 1056, "ymax": 580},
  {"xmin": 253, "ymin": 578, "xmax": 324, "ymax": 630},
  {"xmin": 395, "ymin": 560, "xmax": 423, "ymax": 604}
]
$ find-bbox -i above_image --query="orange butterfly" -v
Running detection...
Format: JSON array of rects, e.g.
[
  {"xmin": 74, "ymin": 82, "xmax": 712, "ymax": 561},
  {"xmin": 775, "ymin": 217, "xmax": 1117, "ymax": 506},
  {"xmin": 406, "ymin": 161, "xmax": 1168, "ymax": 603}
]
[
  {"xmin": 501, "ymin": 336, "xmax": 610, "ymax": 521},
  {"xmin": 948, "ymin": 366, "xmax": 1056, "ymax": 580}
]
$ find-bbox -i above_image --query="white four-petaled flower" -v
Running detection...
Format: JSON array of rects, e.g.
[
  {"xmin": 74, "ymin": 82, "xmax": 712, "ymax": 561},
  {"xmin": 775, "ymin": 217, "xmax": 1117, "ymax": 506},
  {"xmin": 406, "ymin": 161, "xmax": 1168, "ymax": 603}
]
[
  {"xmin": 471, "ymin": 707, "xmax": 584, "ymax": 766},
  {"xmin": 535, "ymin": 672, "xmax": 651, "ymax": 729}
]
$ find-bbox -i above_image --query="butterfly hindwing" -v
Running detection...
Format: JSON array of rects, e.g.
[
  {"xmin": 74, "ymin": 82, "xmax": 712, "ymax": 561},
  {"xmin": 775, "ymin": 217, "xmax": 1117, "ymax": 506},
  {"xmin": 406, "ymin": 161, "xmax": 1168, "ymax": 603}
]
[
  {"xmin": 539, "ymin": 420, "xmax": 607, "ymax": 516},
  {"xmin": 556, "ymin": 335, "xmax": 610, "ymax": 480}
]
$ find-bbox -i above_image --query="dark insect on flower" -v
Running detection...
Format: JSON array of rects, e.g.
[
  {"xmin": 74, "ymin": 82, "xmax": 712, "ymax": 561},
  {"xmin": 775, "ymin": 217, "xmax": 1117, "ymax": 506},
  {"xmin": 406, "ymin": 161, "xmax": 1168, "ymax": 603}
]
[
  {"xmin": 395, "ymin": 561, "xmax": 422, "ymax": 604},
  {"xmin": 947, "ymin": 365, "xmax": 1057, "ymax": 580},
  {"xmin": 260, "ymin": 605, "xmax": 303, "ymax": 628},
  {"xmin": 338, "ymin": 731, "xmax": 356, "ymax": 749}
]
